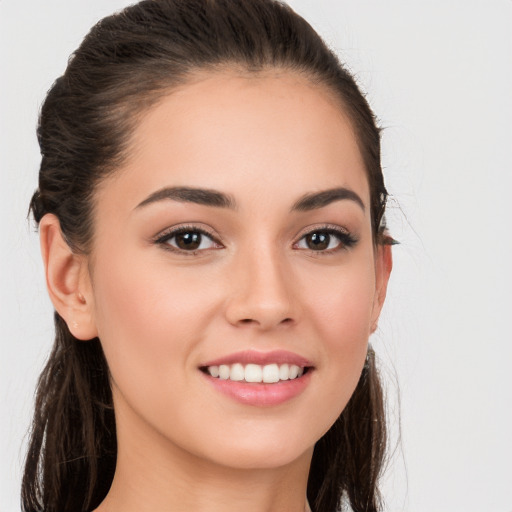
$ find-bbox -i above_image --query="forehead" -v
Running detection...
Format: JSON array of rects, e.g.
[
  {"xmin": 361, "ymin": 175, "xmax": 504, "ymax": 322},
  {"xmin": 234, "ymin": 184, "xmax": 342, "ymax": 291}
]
[{"xmin": 96, "ymin": 71, "xmax": 370, "ymax": 215}]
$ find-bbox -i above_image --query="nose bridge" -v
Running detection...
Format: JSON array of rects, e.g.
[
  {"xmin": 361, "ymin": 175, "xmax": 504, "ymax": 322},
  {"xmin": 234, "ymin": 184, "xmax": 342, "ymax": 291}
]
[{"xmin": 225, "ymin": 238, "xmax": 297, "ymax": 329}]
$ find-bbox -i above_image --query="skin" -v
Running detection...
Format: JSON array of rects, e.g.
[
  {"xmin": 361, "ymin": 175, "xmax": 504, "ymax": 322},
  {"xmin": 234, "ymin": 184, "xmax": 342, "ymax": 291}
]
[{"xmin": 40, "ymin": 71, "xmax": 391, "ymax": 512}]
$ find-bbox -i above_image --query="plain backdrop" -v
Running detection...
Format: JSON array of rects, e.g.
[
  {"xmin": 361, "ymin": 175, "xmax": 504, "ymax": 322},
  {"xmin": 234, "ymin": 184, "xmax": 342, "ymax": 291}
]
[{"xmin": 1, "ymin": 1, "xmax": 511, "ymax": 511}]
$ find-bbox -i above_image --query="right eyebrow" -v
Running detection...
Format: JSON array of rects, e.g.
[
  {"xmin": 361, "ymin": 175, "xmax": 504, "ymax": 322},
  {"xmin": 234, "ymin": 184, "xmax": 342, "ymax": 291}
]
[
  {"xmin": 291, "ymin": 187, "xmax": 366, "ymax": 212},
  {"xmin": 135, "ymin": 186, "xmax": 237, "ymax": 210}
]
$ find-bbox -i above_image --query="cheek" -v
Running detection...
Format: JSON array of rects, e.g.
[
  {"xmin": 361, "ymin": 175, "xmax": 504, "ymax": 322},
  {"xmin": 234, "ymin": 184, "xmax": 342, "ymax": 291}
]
[
  {"xmin": 307, "ymin": 258, "xmax": 376, "ymax": 347},
  {"xmin": 89, "ymin": 250, "xmax": 220, "ymax": 389},
  {"xmin": 302, "ymin": 259, "xmax": 376, "ymax": 420}
]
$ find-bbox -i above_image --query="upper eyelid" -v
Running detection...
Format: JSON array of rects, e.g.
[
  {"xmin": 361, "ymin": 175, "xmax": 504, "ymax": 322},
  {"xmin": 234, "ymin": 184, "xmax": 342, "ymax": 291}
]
[
  {"xmin": 153, "ymin": 224, "xmax": 222, "ymax": 243},
  {"xmin": 293, "ymin": 223, "xmax": 351, "ymax": 241}
]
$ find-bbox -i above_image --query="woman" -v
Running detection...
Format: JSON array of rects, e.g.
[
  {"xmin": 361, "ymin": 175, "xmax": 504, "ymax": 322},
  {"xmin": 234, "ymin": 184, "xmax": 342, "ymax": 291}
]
[{"xmin": 23, "ymin": 0, "xmax": 393, "ymax": 511}]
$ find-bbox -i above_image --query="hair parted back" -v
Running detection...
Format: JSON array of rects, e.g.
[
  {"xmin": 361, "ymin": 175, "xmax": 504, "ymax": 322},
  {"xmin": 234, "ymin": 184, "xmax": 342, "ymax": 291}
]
[{"xmin": 24, "ymin": 1, "xmax": 389, "ymax": 511}]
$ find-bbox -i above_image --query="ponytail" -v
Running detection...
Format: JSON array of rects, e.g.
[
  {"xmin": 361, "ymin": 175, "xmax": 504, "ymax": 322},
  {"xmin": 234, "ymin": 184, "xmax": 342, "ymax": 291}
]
[
  {"xmin": 22, "ymin": 314, "xmax": 115, "ymax": 512},
  {"xmin": 308, "ymin": 347, "xmax": 386, "ymax": 512}
]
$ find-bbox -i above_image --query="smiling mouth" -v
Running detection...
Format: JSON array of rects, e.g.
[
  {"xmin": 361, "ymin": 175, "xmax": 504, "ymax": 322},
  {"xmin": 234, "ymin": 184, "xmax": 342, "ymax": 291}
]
[{"xmin": 200, "ymin": 363, "xmax": 312, "ymax": 383}]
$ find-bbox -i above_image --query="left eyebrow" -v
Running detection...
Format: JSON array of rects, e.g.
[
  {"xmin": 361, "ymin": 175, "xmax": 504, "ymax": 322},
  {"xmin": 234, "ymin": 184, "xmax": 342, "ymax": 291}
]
[
  {"xmin": 135, "ymin": 186, "xmax": 237, "ymax": 210},
  {"xmin": 291, "ymin": 187, "xmax": 365, "ymax": 212}
]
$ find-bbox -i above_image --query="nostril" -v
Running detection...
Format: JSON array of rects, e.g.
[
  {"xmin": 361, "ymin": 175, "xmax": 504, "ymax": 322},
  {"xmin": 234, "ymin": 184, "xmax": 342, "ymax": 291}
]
[{"xmin": 239, "ymin": 317, "xmax": 293, "ymax": 326}]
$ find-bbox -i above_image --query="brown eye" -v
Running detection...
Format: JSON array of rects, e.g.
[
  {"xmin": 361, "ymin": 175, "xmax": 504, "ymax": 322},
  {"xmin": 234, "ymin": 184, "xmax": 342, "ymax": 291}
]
[
  {"xmin": 304, "ymin": 232, "xmax": 331, "ymax": 250},
  {"xmin": 156, "ymin": 228, "xmax": 220, "ymax": 253},
  {"xmin": 296, "ymin": 228, "xmax": 357, "ymax": 253},
  {"xmin": 174, "ymin": 232, "xmax": 202, "ymax": 250}
]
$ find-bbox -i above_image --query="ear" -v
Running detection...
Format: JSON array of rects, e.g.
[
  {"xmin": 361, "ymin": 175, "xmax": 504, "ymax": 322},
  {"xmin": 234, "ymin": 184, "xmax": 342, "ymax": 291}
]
[
  {"xmin": 370, "ymin": 243, "xmax": 393, "ymax": 334},
  {"xmin": 39, "ymin": 214, "xmax": 98, "ymax": 340}
]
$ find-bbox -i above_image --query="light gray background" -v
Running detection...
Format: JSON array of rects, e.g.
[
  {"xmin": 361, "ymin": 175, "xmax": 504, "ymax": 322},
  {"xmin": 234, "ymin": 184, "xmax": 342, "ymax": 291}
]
[{"xmin": 1, "ymin": 1, "xmax": 511, "ymax": 511}]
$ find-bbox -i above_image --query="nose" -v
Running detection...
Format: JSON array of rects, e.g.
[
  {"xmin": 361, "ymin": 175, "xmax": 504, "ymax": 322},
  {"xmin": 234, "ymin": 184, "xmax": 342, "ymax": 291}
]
[{"xmin": 224, "ymin": 246, "xmax": 298, "ymax": 331}]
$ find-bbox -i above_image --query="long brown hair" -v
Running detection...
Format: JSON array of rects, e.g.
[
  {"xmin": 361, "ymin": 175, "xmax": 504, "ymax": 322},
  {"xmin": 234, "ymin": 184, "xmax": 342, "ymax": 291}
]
[{"xmin": 23, "ymin": 1, "xmax": 389, "ymax": 511}]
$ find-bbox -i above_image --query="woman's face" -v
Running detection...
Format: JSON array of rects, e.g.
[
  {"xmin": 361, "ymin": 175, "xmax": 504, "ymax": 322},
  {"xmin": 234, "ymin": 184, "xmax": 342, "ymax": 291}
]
[{"xmin": 84, "ymin": 72, "xmax": 389, "ymax": 471}]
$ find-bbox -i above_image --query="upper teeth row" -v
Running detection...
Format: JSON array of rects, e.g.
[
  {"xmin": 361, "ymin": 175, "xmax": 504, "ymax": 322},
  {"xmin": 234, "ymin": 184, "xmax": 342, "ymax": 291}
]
[{"xmin": 207, "ymin": 363, "xmax": 304, "ymax": 383}]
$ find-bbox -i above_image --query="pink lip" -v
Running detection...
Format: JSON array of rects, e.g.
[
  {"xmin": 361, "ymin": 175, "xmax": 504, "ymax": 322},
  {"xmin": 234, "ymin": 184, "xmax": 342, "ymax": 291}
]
[
  {"xmin": 201, "ymin": 370, "xmax": 313, "ymax": 407},
  {"xmin": 200, "ymin": 350, "xmax": 313, "ymax": 368},
  {"xmin": 199, "ymin": 350, "xmax": 314, "ymax": 407}
]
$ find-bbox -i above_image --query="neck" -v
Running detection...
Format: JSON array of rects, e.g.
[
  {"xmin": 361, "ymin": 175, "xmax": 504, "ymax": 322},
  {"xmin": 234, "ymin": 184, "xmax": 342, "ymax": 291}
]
[
  {"xmin": 98, "ymin": 449, "xmax": 313, "ymax": 512},
  {"xmin": 94, "ymin": 409, "xmax": 313, "ymax": 512}
]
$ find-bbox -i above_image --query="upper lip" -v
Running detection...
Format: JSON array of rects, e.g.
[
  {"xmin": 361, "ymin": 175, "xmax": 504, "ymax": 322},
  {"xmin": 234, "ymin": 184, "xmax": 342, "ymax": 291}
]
[{"xmin": 200, "ymin": 350, "xmax": 313, "ymax": 368}]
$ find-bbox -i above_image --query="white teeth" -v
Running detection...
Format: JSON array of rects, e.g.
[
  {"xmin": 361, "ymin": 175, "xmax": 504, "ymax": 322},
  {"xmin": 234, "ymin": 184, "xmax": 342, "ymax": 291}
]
[
  {"xmin": 218, "ymin": 365, "xmax": 230, "ymax": 380},
  {"xmin": 262, "ymin": 364, "xmax": 280, "ymax": 383},
  {"xmin": 279, "ymin": 363, "xmax": 290, "ymax": 381},
  {"xmin": 245, "ymin": 364, "xmax": 263, "ymax": 383},
  {"xmin": 208, "ymin": 365, "xmax": 219, "ymax": 378},
  {"xmin": 230, "ymin": 363, "xmax": 245, "ymax": 381},
  {"xmin": 205, "ymin": 363, "xmax": 306, "ymax": 383}
]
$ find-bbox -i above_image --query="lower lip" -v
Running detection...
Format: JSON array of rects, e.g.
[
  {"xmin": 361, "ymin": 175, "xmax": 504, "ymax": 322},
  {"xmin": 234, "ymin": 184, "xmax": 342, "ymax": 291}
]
[{"xmin": 201, "ymin": 370, "xmax": 313, "ymax": 407}]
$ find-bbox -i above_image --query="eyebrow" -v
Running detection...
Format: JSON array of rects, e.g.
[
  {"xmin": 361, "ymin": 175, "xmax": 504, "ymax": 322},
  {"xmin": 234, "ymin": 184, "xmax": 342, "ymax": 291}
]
[
  {"xmin": 135, "ymin": 185, "xmax": 365, "ymax": 212},
  {"xmin": 136, "ymin": 186, "xmax": 237, "ymax": 210},
  {"xmin": 291, "ymin": 187, "xmax": 365, "ymax": 212}
]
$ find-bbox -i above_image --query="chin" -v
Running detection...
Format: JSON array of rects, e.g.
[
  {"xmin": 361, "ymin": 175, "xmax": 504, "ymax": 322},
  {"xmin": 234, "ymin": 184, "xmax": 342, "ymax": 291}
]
[
  {"xmin": 211, "ymin": 441, "xmax": 313, "ymax": 471},
  {"xmin": 190, "ymin": 421, "xmax": 319, "ymax": 471}
]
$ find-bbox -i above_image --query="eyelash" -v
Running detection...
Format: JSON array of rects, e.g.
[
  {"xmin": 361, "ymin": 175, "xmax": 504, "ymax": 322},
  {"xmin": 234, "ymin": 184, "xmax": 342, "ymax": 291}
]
[
  {"xmin": 294, "ymin": 224, "xmax": 358, "ymax": 255},
  {"xmin": 153, "ymin": 224, "xmax": 358, "ymax": 255},
  {"xmin": 153, "ymin": 225, "xmax": 221, "ymax": 255}
]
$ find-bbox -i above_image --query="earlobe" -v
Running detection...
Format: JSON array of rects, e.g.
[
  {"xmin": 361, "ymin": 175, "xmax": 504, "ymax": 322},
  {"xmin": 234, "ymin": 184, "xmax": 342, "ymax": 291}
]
[
  {"xmin": 370, "ymin": 243, "xmax": 393, "ymax": 333},
  {"xmin": 39, "ymin": 214, "xmax": 98, "ymax": 341}
]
